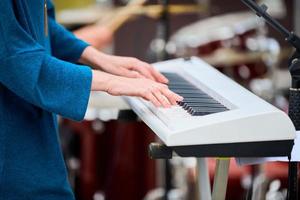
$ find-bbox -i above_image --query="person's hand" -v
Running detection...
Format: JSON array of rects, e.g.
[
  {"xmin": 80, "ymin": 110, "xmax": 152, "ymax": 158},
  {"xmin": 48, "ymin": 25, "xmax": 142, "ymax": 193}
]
[
  {"xmin": 91, "ymin": 70, "xmax": 182, "ymax": 108},
  {"xmin": 80, "ymin": 47, "xmax": 169, "ymax": 84},
  {"xmin": 106, "ymin": 76, "xmax": 182, "ymax": 108},
  {"xmin": 99, "ymin": 54, "xmax": 169, "ymax": 84}
]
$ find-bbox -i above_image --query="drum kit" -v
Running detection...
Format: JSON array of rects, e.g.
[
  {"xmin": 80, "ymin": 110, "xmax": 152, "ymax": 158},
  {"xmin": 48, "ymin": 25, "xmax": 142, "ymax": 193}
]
[{"xmin": 167, "ymin": 11, "xmax": 285, "ymax": 88}]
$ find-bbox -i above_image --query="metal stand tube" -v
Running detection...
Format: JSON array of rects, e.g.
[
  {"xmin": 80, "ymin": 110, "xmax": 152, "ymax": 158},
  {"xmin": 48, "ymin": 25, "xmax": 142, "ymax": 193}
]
[
  {"xmin": 211, "ymin": 158, "xmax": 230, "ymax": 200},
  {"xmin": 197, "ymin": 158, "xmax": 212, "ymax": 200}
]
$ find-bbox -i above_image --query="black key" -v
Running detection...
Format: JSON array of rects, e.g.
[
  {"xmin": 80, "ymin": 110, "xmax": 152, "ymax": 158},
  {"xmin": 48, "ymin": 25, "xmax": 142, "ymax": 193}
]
[
  {"xmin": 165, "ymin": 74, "xmax": 185, "ymax": 78},
  {"xmin": 179, "ymin": 94, "xmax": 211, "ymax": 98},
  {"xmin": 171, "ymin": 89, "xmax": 204, "ymax": 94},
  {"xmin": 162, "ymin": 72, "xmax": 180, "ymax": 77},
  {"xmin": 189, "ymin": 107, "xmax": 228, "ymax": 114},
  {"xmin": 183, "ymin": 103, "xmax": 225, "ymax": 110},
  {"xmin": 181, "ymin": 102, "xmax": 220, "ymax": 108},
  {"xmin": 169, "ymin": 85, "xmax": 198, "ymax": 90},
  {"xmin": 191, "ymin": 111, "xmax": 220, "ymax": 116},
  {"xmin": 168, "ymin": 81, "xmax": 191, "ymax": 86},
  {"xmin": 181, "ymin": 99, "xmax": 219, "ymax": 104},
  {"xmin": 181, "ymin": 97, "xmax": 215, "ymax": 101},
  {"xmin": 177, "ymin": 96, "xmax": 218, "ymax": 106},
  {"xmin": 186, "ymin": 105, "xmax": 226, "ymax": 112}
]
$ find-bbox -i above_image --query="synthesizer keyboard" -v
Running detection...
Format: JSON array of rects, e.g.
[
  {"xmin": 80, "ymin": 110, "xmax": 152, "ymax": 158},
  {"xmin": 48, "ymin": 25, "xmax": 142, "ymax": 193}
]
[{"xmin": 124, "ymin": 57, "xmax": 296, "ymax": 157}]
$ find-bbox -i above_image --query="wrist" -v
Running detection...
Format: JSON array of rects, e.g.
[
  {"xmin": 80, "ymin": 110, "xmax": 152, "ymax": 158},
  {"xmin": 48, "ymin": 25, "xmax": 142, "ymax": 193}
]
[
  {"xmin": 79, "ymin": 46, "xmax": 108, "ymax": 70},
  {"xmin": 91, "ymin": 70, "xmax": 116, "ymax": 92}
]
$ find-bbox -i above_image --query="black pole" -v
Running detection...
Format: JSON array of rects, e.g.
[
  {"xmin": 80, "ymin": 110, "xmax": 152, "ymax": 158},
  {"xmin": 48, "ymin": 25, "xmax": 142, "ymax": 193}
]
[
  {"xmin": 241, "ymin": 1, "xmax": 299, "ymax": 199},
  {"xmin": 241, "ymin": 0, "xmax": 300, "ymax": 51},
  {"xmin": 287, "ymin": 56, "xmax": 300, "ymax": 200},
  {"xmin": 159, "ymin": 0, "xmax": 170, "ymax": 60}
]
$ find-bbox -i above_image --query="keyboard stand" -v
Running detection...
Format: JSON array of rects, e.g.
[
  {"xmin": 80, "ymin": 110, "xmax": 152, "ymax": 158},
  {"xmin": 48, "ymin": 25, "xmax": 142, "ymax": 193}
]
[
  {"xmin": 196, "ymin": 158, "xmax": 230, "ymax": 200},
  {"xmin": 211, "ymin": 158, "xmax": 230, "ymax": 200},
  {"xmin": 149, "ymin": 144, "xmax": 231, "ymax": 200},
  {"xmin": 197, "ymin": 158, "xmax": 212, "ymax": 200},
  {"xmin": 149, "ymin": 140, "xmax": 293, "ymax": 200}
]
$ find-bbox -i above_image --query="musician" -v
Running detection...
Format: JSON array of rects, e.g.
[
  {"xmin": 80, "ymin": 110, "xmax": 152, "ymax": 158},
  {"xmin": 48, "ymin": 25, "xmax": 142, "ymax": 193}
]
[{"xmin": 0, "ymin": 1, "xmax": 182, "ymax": 199}]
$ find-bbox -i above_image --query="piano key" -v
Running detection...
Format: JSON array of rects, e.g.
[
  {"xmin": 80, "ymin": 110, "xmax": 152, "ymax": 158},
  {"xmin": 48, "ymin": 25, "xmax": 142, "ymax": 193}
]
[
  {"xmin": 190, "ymin": 111, "xmax": 219, "ymax": 116},
  {"xmin": 162, "ymin": 72, "xmax": 180, "ymax": 76},
  {"xmin": 177, "ymin": 94, "xmax": 210, "ymax": 98},
  {"xmin": 180, "ymin": 99, "xmax": 219, "ymax": 104},
  {"xmin": 171, "ymin": 89, "xmax": 205, "ymax": 94},
  {"xmin": 181, "ymin": 102, "xmax": 220, "ymax": 108},
  {"xmin": 168, "ymin": 81, "xmax": 191, "ymax": 86},
  {"xmin": 168, "ymin": 85, "xmax": 198, "ymax": 89},
  {"xmin": 183, "ymin": 103, "xmax": 225, "ymax": 110},
  {"xmin": 181, "ymin": 101, "xmax": 220, "ymax": 107},
  {"xmin": 162, "ymin": 71, "xmax": 228, "ymax": 117},
  {"xmin": 186, "ymin": 106, "xmax": 227, "ymax": 113},
  {"xmin": 178, "ymin": 96, "xmax": 219, "ymax": 106}
]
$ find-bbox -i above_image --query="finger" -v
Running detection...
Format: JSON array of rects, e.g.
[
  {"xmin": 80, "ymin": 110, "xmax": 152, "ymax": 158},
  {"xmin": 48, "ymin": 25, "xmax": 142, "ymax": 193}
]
[
  {"xmin": 140, "ymin": 62, "xmax": 168, "ymax": 83},
  {"xmin": 133, "ymin": 65, "xmax": 156, "ymax": 81},
  {"xmin": 149, "ymin": 67, "xmax": 169, "ymax": 84},
  {"xmin": 161, "ymin": 88, "xmax": 184, "ymax": 105},
  {"xmin": 161, "ymin": 89, "xmax": 178, "ymax": 105},
  {"xmin": 127, "ymin": 59, "xmax": 156, "ymax": 81},
  {"xmin": 153, "ymin": 90, "xmax": 171, "ymax": 108},
  {"xmin": 144, "ymin": 92, "xmax": 161, "ymax": 107}
]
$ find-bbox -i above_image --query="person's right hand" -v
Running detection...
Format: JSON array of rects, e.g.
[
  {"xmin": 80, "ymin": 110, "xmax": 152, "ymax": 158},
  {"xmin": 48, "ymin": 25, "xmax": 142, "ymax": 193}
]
[
  {"xmin": 106, "ymin": 76, "xmax": 183, "ymax": 108},
  {"xmin": 91, "ymin": 70, "xmax": 183, "ymax": 108}
]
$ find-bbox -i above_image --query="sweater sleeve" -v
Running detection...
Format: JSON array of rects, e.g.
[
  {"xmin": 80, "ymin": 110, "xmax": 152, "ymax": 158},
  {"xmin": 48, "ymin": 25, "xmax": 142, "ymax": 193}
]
[
  {"xmin": 0, "ymin": 0, "xmax": 92, "ymax": 121},
  {"xmin": 47, "ymin": 1, "xmax": 90, "ymax": 63}
]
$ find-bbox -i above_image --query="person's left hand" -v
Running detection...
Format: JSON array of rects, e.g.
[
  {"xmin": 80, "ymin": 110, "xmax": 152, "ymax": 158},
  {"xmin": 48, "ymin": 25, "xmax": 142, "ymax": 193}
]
[
  {"xmin": 80, "ymin": 47, "xmax": 169, "ymax": 84},
  {"xmin": 99, "ymin": 54, "xmax": 169, "ymax": 84}
]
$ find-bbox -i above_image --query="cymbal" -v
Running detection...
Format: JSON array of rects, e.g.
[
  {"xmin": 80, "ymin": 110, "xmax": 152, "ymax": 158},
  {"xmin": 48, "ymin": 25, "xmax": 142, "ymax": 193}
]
[
  {"xmin": 118, "ymin": 5, "xmax": 208, "ymax": 19},
  {"xmin": 201, "ymin": 48, "xmax": 292, "ymax": 67}
]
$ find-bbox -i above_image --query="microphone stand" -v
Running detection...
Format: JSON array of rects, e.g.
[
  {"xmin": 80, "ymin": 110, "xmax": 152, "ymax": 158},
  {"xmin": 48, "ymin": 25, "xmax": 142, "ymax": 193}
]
[{"xmin": 241, "ymin": 1, "xmax": 300, "ymax": 199}]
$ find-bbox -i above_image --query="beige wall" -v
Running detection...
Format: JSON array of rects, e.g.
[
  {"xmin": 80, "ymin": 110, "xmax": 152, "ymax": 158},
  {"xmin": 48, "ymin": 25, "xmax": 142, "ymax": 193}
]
[{"xmin": 52, "ymin": 0, "xmax": 95, "ymax": 11}]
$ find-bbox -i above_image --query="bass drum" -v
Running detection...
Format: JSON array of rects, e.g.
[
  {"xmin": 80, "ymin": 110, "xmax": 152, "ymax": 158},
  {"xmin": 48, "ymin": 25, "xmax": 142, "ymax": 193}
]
[{"xmin": 167, "ymin": 12, "xmax": 280, "ymax": 86}]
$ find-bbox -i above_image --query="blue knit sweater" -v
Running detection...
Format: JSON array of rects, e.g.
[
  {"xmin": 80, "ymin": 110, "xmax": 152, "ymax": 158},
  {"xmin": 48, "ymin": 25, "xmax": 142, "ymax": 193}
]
[{"xmin": 0, "ymin": 1, "xmax": 92, "ymax": 199}]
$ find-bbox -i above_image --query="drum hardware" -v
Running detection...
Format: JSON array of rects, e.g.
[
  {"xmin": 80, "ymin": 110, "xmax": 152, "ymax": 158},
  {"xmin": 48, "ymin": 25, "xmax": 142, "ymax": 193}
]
[
  {"xmin": 265, "ymin": 180, "xmax": 286, "ymax": 200},
  {"xmin": 201, "ymin": 48, "xmax": 272, "ymax": 67},
  {"xmin": 250, "ymin": 173, "xmax": 269, "ymax": 200},
  {"xmin": 242, "ymin": 1, "xmax": 300, "ymax": 199},
  {"xmin": 167, "ymin": 11, "xmax": 281, "ymax": 86},
  {"xmin": 258, "ymin": 0, "xmax": 287, "ymax": 19},
  {"xmin": 93, "ymin": 191, "xmax": 105, "ymax": 200},
  {"xmin": 131, "ymin": 5, "xmax": 208, "ymax": 19}
]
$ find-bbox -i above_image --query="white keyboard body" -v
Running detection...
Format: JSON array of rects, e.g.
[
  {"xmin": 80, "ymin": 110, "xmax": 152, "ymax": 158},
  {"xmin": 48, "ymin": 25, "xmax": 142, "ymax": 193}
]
[{"xmin": 124, "ymin": 57, "xmax": 296, "ymax": 147}]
